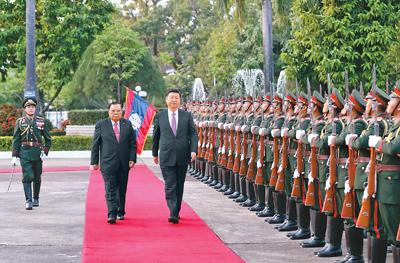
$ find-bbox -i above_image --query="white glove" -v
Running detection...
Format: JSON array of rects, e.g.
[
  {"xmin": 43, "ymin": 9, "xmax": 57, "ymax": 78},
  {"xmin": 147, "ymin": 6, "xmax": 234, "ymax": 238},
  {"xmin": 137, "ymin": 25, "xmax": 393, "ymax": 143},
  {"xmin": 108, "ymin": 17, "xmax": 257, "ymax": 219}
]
[
  {"xmin": 259, "ymin": 128, "xmax": 267, "ymax": 136},
  {"xmin": 271, "ymin": 129, "xmax": 280, "ymax": 138},
  {"xmin": 328, "ymin": 135, "xmax": 336, "ymax": 146},
  {"xmin": 308, "ymin": 134, "xmax": 319, "ymax": 144},
  {"xmin": 221, "ymin": 147, "xmax": 226, "ymax": 154},
  {"xmin": 308, "ymin": 172, "xmax": 313, "ymax": 183},
  {"xmin": 11, "ymin": 157, "xmax": 18, "ymax": 166},
  {"xmin": 199, "ymin": 122, "xmax": 204, "ymax": 128},
  {"xmin": 368, "ymin": 135, "xmax": 382, "ymax": 148},
  {"xmin": 40, "ymin": 150, "xmax": 47, "ymax": 160},
  {"xmin": 325, "ymin": 177, "xmax": 331, "ymax": 190},
  {"xmin": 240, "ymin": 153, "xmax": 245, "ymax": 161},
  {"xmin": 228, "ymin": 149, "xmax": 232, "ymax": 156},
  {"xmin": 345, "ymin": 134, "xmax": 358, "ymax": 146},
  {"xmin": 202, "ymin": 142, "xmax": 206, "ymax": 147},
  {"xmin": 362, "ymin": 186, "xmax": 369, "ymax": 200},
  {"xmin": 278, "ymin": 164, "xmax": 283, "ymax": 173},
  {"xmin": 206, "ymin": 143, "xmax": 210, "ymax": 148},
  {"xmin": 257, "ymin": 160, "xmax": 262, "ymax": 168},
  {"xmin": 241, "ymin": 125, "xmax": 248, "ymax": 133},
  {"xmin": 198, "ymin": 141, "xmax": 201, "ymax": 147},
  {"xmin": 235, "ymin": 125, "xmax": 241, "ymax": 132},
  {"xmin": 293, "ymin": 169, "xmax": 300, "ymax": 178},
  {"xmin": 344, "ymin": 180, "xmax": 351, "ymax": 194},
  {"xmin": 218, "ymin": 123, "xmax": 224, "ymax": 129},
  {"xmin": 296, "ymin": 130, "xmax": 306, "ymax": 140},
  {"xmin": 281, "ymin": 128, "xmax": 289, "ymax": 138},
  {"xmin": 271, "ymin": 161, "xmax": 276, "ymax": 169},
  {"xmin": 248, "ymin": 158, "xmax": 253, "ymax": 165},
  {"xmin": 218, "ymin": 147, "xmax": 222, "ymax": 154},
  {"xmin": 229, "ymin": 123, "xmax": 235, "ymax": 130},
  {"xmin": 251, "ymin": 126, "xmax": 258, "ymax": 134},
  {"xmin": 365, "ymin": 161, "xmax": 371, "ymax": 174}
]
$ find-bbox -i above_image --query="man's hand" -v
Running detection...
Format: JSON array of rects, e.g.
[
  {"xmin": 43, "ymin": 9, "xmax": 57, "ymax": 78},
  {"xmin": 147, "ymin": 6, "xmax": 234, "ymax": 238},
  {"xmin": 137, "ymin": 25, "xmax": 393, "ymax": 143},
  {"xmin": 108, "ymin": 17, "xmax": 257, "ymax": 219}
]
[
  {"xmin": 191, "ymin": 152, "xmax": 196, "ymax": 162},
  {"xmin": 153, "ymin": 156, "xmax": 159, "ymax": 165},
  {"xmin": 11, "ymin": 157, "xmax": 18, "ymax": 166},
  {"xmin": 90, "ymin": 164, "xmax": 99, "ymax": 170},
  {"xmin": 129, "ymin": 161, "xmax": 135, "ymax": 169},
  {"xmin": 368, "ymin": 135, "xmax": 382, "ymax": 148}
]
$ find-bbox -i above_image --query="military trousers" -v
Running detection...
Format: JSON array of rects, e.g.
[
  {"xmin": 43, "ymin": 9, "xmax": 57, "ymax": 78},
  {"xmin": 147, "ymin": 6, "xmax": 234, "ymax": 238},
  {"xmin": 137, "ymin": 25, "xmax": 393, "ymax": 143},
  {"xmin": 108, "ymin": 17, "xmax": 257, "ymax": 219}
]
[{"xmin": 20, "ymin": 158, "xmax": 42, "ymax": 184}]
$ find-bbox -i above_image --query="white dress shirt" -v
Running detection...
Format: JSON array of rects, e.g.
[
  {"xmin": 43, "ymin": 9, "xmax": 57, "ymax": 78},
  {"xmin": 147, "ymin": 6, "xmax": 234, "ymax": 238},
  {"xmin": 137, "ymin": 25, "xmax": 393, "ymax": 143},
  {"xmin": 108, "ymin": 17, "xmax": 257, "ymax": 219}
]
[
  {"xmin": 168, "ymin": 109, "xmax": 178, "ymax": 130},
  {"xmin": 110, "ymin": 119, "xmax": 120, "ymax": 132}
]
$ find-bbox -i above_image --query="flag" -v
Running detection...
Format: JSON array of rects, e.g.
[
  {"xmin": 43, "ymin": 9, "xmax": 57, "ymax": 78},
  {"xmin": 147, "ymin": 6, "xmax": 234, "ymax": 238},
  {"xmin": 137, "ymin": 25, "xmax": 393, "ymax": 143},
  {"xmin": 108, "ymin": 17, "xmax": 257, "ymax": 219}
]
[{"xmin": 124, "ymin": 88, "xmax": 156, "ymax": 155}]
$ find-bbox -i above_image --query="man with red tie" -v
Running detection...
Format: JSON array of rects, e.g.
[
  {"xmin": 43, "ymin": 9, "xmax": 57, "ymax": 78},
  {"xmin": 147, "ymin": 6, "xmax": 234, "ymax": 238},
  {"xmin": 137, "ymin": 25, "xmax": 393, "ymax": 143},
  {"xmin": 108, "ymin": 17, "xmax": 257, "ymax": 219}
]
[{"xmin": 90, "ymin": 102, "xmax": 137, "ymax": 224}]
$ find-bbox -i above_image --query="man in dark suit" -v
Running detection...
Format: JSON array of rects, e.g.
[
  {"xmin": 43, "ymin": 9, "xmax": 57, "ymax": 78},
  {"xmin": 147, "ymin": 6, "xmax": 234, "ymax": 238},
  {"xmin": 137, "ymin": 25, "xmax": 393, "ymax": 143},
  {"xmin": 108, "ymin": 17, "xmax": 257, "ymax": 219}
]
[
  {"xmin": 152, "ymin": 89, "xmax": 198, "ymax": 224},
  {"xmin": 90, "ymin": 102, "xmax": 137, "ymax": 224}
]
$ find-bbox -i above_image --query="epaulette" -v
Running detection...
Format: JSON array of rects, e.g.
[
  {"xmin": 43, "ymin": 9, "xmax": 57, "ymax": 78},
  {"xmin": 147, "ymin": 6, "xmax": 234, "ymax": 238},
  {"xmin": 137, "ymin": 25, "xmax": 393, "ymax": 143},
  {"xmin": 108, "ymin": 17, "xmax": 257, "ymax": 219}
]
[{"xmin": 35, "ymin": 116, "xmax": 44, "ymax": 120}]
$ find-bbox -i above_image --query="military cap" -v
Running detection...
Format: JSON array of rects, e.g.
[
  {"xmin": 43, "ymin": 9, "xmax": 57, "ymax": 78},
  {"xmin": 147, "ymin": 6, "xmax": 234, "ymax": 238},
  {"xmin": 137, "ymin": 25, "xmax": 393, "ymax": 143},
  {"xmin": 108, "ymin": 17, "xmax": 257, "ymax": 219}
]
[
  {"xmin": 298, "ymin": 92, "xmax": 309, "ymax": 105},
  {"xmin": 273, "ymin": 94, "xmax": 283, "ymax": 104},
  {"xmin": 22, "ymin": 97, "xmax": 37, "ymax": 108},
  {"xmin": 254, "ymin": 96, "xmax": 262, "ymax": 104},
  {"xmin": 229, "ymin": 98, "xmax": 236, "ymax": 104},
  {"xmin": 367, "ymin": 86, "xmax": 390, "ymax": 106},
  {"xmin": 285, "ymin": 92, "xmax": 296, "ymax": 105},
  {"xmin": 311, "ymin": 90, "xmax": 325, "ymax": 108},
  {"xmin": 330, "ymin": 88, "xmax": 345, "ymax": 110},
  {"xmin": 349, "ymin": 89, "xmax": 366, "ymax": 114},
  {"xmin": 243, "ymin": 96, "xmax": 253, "ymax": 103},
  {"xmin": 390, "ymin": 86, "xmax": 400, "ymax": 99},
  {"xmin": 219, "ymin": 97, "xmax": 226, "ymax": 104},
  {"xmin": 263, "ymin": 93, "xmax": 272, "ymax": 102}
]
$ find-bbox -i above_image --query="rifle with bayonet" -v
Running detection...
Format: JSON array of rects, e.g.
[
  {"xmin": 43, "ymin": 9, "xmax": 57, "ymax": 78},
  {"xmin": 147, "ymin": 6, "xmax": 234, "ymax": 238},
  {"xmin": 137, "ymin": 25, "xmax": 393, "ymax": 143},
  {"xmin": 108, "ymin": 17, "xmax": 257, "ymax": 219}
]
[
  {"xmin": 292, "ymin": 80, "xmax": 303, "ymax": 199},
  {"xmin": 322, "ymin": 74, "xmax": 337, "ymax": 215},
  {"xmin": 356, "ymin": 65, "xmax": 379, "ymax": 229},
  {"xmin": 232, "ymin": 104, "xmax": 244, "ymax": 174},
  {"xmin": 341, "ymin": 70, "xmax": 357, "ymax": 220},
  {"xmin": 269, "ymin": 86, "xmax": 279, "ymax": 187},
  {"xmin": 247, "ymin": 100, "xmax": 261, "ymax": 182},
  {"xmin": 239, "ymin": 101, "xmax": 252, "ymax": 176},
  {"xmin": 275, "ymin": 86, "xmax": 288, "ymax": 192}
]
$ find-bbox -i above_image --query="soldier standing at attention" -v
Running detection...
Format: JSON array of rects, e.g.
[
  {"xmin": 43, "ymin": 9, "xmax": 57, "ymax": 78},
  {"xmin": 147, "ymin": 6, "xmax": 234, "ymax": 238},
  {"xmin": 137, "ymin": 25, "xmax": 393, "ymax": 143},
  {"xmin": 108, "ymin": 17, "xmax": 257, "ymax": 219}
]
[
  {"xmin": 11, "ymin": 98, "xmax": 52, "ymax": 210},
  {"xmin": 369, "ymin": 86, "xmax": 400, "ymax": 262}
]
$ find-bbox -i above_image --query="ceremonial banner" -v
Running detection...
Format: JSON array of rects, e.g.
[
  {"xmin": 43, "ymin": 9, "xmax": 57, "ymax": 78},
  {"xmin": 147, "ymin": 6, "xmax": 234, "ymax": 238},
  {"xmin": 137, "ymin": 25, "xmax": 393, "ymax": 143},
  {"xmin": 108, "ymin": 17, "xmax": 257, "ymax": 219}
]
[{"xmin": 124, "ymin": 88, "xmax": 156, "ymax": 155}]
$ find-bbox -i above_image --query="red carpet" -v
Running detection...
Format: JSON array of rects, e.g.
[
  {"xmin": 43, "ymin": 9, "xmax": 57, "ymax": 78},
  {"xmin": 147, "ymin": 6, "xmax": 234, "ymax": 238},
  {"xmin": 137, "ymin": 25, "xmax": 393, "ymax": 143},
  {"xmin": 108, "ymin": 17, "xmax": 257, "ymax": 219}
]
[
  {"xmin": 0, "ymin": 166, "xmax": 88, "ymax": 174},
  {"xmin": 82, "ymin": 165, "xmax": 244, "ymax": 263}
]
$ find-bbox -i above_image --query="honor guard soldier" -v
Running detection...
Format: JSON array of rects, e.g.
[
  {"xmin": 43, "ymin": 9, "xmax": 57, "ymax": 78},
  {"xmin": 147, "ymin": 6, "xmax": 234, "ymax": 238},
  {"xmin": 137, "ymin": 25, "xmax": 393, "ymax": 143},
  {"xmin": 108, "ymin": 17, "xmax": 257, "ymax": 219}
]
[
  {"xmin": 368, "ymin": 86, "xmax": 400, "ymax": 263},
  {"xmin": 11, "ymin": 98, "xmax": 52, "ymax": 210}
]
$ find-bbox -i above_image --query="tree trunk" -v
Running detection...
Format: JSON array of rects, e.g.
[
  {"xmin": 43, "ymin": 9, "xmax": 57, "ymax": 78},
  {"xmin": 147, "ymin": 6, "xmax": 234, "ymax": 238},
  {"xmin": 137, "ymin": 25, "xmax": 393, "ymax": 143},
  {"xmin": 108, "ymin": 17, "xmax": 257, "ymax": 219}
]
[
  {"xmin": 25, "ymin": 0, "xmax": 37, "ymax": 100},
  {"xmin": 42, "ymin": 85, "xmax": 62, "ymax": 113},
  {"xmin": 117, "ymin": 79, "xmax": 121, "ymax": 103},
  {"xmin": 262, "ymin": 0, "xmax": 273, "ymax": 94}
]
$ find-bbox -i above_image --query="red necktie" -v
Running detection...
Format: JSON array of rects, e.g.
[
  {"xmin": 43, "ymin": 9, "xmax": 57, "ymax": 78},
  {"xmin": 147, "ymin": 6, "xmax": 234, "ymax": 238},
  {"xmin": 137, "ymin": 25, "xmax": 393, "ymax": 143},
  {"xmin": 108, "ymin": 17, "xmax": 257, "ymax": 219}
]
[{"xmin": 113, "ymin": 122, "xmax": 120, "ymax": 142}]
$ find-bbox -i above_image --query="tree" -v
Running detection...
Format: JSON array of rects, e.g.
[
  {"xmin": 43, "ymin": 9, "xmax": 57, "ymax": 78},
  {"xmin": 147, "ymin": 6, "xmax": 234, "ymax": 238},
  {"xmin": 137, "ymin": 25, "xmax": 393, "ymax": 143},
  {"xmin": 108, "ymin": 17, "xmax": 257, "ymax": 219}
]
[{"xmin": 64, "ymin": 21, "xmax": 165, "ymax": 109}]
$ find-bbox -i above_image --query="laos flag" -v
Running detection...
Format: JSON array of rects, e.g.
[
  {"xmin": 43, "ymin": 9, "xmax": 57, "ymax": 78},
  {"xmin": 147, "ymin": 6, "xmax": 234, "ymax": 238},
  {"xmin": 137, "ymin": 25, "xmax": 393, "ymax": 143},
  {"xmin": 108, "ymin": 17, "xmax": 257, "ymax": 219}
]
[{"xmin": 124, "ymin": 88, "xmax": 156, "ymax": 155}]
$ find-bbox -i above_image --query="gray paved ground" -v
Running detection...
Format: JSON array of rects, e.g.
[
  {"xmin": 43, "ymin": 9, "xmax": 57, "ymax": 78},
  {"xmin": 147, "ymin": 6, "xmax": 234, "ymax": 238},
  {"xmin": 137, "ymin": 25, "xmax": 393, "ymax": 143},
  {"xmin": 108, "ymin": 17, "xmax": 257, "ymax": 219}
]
[{"xmin": 0, "ymin": 158, "xmax": 389, "ymax": 263}]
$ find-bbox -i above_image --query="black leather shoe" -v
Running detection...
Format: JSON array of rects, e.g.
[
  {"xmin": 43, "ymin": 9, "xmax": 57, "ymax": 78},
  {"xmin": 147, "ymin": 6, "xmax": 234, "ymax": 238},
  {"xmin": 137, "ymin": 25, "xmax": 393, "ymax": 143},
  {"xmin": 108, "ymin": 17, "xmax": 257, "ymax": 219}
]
[
  {"xmin": 32, "ymin": 198, "xmax": 39, "ymax": 207},
  {"xmin": 107, "ymin": 217, "xmax": 116, "ymax": 224},
  {"xmin": 213, "ymin": 182, "xmax": 223, "ymax": 189},
  {"xmin": 317, "ymin": 244, "xmax": 342, "ymax": 257},
  {"xmin": 277, "ymin": 220, "xmax": 298, "ymax": 232},
  {"xmin": 249, "ymin": 203, "xmax": 265, "ymax": 212},
  {"xmin": 168, "ymin": 217, "xmax": 179, "ymax": 224},
  {"xmin": 336, "ymin": 254, "xmax": 351, "ymax": 263},
  {"xmin": 218, "ymin": 185, "xmax": 229, "ymax": 192},
  {"xmin": 25, "ymin": 201, "xmax": 33, "ymax": 210},
  {"xmin": 300, "ymin": 237, "xmax": 325, "ymax": 248},
  {"xmin": 205, "ymin": 177, "xmax": 213, "ymax": 184},
  {"xmin": 257, "ymin": 207, "xmax": 275, "ymax": 217},
  {"xmin": 200, "ymin": 176, "xmax": 209, "ymax": 182},
  {"xmin": 229, "ymin": 191, "xmax": 240, "ymax": 199},
  {"xmin": 234, "ymin": 195, "xmax": 248, "ymax": 203},
  {"xmin": 117, "ymin": 215, "xmax": 125, "ymax": 220},
  {"xmin": 267, "ymin": 214, "xmax": 285, "ymax": 224},
  {"xmin": 224, "ymin": 188, "xmax": 234, "ymax": 195},
  {"xmin": 290, "ymin": 228, "xmax": 311, "ymax": 240},
  {"xmin": 209, "ymin": 180, "xmax": 218, "ymax": 187},
  {"xmin": 193, "ymin": 171, "xmax": 201, "ymax": 177},
  {"xmin": 241, "ymin": 199, "xmax": 256, "ymax": 207}
]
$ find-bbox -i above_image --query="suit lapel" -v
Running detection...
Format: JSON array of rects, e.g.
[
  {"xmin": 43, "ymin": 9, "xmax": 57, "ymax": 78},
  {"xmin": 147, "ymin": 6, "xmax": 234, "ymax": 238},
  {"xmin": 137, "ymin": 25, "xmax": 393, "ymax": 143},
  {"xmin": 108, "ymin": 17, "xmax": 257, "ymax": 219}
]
[{"xmin": 119, "ymin": 119, "xmax": 126, "ymax": 143}]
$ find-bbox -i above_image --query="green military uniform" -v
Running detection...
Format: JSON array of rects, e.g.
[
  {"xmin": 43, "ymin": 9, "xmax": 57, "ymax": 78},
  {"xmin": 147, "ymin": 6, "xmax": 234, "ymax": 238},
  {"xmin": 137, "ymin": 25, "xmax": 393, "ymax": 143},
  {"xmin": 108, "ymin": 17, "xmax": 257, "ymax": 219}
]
[{"xmin": 12, "ymin": 98, "xmax": 52, "ymax": 210}]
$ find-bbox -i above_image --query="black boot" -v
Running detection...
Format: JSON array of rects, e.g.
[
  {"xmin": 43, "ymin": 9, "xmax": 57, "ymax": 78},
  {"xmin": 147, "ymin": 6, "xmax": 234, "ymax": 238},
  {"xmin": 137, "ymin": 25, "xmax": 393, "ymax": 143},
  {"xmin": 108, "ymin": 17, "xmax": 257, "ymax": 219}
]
[
  {"xmin": 242, "ymin": 181, "xmax": 256, "ymax": 207},
  {"xmin": 393, "ymin": 245, "xmax": 400, "ymax": 263},
  {"xmin": 257, "ymin": 186, "xmax": 275, "ymax": 217},
  {"xmin": 224, "ymin": 171, "xmax": 235, "ymax": 195},
  {"xmin": 234, "ymin": 177, "xmax": 248, "ymax": 203},
  {"xmin": 289, "ymin": 203, "xmax": 310, "ymax": 239},
  {"xmin": 33, "ymin": 176, "xmax": 41, "ymax": 207},
  {"xmin": 209, "ymin": 165, "xmax": 219, "ymax": 187},
  {"xmin": 229, "ymin": 173, "xmax": 241, "ymax": 199},
  {"xmin": 370, "ymin": 237, "xmax": 387, "ymax": 263},
  {"xmin": 336, "ymin": 224, "xmax": 352, "ymax": 263},
  {"xmin": 213, "ymin": 167, "xmax": 224, "ymax": 189},
  {"xmin": 267, "ymin": 191, "xmax": 286, "ymax": 224},
  {"xmin": 23, "ymin": 182, "xmax": 33, "ymax": 210},
  {"xmin": 317, "ymin": 216, "xmax": 343, "ymax": 257},
  {"xmin": 218, "ymin": 169, "xmax": 230, "ymax": 192},
  {"xmin": 277, "ymin": 197, "xmax": 297, "ymax": 231},
  {"xmin": 301, "ymin": 209, "xmax": 326, "ymax": 248},
  {"xmin": 201, "ymin": 163, "xmax": 210, "ymax": 182},
  {"xmin": 250, "ymin": 184, "xmax": 266, "ymax": 211},
  {"xmin": 345, "ymin": 227, "xmax": 364, "ymax": 262},
  {"xmin": 205, "ymin": 164, "xmax": 214, "ymax": 184}
]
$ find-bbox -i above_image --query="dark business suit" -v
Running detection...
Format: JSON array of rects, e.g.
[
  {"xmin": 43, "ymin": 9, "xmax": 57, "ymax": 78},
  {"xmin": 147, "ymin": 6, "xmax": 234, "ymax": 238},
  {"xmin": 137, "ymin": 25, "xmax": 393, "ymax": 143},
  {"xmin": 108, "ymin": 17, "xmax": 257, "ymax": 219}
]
[
  {"xmin": 91, "ymin": 118, "xmax": 137, "ymax": 218},
  {"xmin": 152, "ymin": 109, "xmax": 198, "ymax": 218}
]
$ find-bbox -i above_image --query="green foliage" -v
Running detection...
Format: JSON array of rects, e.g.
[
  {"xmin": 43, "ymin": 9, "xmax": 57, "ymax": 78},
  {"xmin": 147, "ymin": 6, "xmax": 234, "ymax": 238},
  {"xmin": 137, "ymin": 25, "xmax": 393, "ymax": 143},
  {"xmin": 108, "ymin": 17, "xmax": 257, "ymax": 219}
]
[
  {"xmin": 1, "ymin": 0, "xmax": 115, "ymax": 108},
  {"xmin": 64, "ymin": 20, "xmax": 165, "ymax": 109},
  {"xmin": 68, "ymin": 110, "xmax": 108, "ymax": 125},
  {"xmin": 282, "ymin": 0, "xmax": 400, "ymax": 91},
  {"xmin": 0, "ymin": 104, "xmax": 21, "ymax": 136}
]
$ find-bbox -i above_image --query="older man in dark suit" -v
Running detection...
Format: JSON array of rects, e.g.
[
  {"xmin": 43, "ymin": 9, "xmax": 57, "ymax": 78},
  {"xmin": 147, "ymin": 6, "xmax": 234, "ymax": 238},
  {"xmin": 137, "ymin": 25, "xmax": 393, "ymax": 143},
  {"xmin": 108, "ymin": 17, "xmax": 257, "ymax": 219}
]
[
  {"xmin": 152, "ymin": 89, "xmax": 198, "ymax": 224},
  {"xmin": 90, "ymin": 102, "xmax": 137, "ymax": 224}
]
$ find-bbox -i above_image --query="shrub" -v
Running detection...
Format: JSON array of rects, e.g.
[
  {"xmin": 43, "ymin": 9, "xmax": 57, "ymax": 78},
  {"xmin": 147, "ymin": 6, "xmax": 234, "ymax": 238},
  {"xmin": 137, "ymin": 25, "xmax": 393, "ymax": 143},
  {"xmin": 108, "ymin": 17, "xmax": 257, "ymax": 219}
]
[
  {"xmin": 68, "ymin": 110, "xmax": 108, "ymax": 125},
  {"xmin": 0, "ymin": 104, "xmax": 22, "ymax": 136}
]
